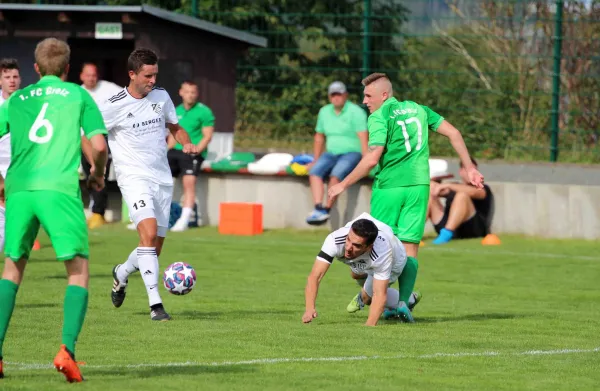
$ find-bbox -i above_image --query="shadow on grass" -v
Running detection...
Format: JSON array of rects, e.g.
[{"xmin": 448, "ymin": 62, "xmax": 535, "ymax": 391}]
[
  {"xmin": 44, "ymin": 273, "xmax": 112, "ymax": 280},
  {"xmin": 9, "ymin": 364, "xmax": 256, "ymax": 380},
  {"xmin": 414, "ymin": 313, "xmax": 524, "ymax": 324},
  {"xmin": 132, "ymin": 309, "xmax": 297, "ymax": 320},
  {"xmin": 16, "ymin": 303, "xmax": 60, "ymax": 309},
  {"xmin": 85, "ymin": 363, "xmax": 257, "ymax": 378}
]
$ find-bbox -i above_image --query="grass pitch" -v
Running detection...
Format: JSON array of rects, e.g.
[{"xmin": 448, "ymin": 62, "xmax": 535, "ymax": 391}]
[{"xmin": 1, "ymin": 226, "xmax": 599, "ymax": 390}]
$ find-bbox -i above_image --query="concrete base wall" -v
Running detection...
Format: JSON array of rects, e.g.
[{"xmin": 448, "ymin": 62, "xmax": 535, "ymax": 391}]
[{"xmin": 93, "ymin": 174, "xmax": 600, "ymax": 239}]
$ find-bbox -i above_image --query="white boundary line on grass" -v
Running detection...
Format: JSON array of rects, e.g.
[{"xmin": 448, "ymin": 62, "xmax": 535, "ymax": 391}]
[{"xmin": 7, "ymin": 347, "xmax": 600, "ymax": 371}]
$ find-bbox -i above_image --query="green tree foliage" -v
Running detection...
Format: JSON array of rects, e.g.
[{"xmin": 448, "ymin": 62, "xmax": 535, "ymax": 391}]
[{"xmin": 193, "ymin": 0, "xmax": 408, "ymax": 147}]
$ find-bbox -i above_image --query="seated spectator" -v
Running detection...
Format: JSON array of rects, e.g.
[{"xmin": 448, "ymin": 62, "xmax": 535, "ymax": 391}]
[
  {"xmin": 306, "ymin": 81, "xmax": 368, "ymax": 225},
  {"xmin": 167, "ymin": 80, "xmax": 214, "ymax": 232},
  {"xmin": 427, "ymin": 157, "xmax": 494, "ymax": 244}
]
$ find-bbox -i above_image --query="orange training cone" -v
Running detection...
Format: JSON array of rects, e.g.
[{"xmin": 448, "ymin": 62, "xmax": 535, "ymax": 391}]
[
  {"xmin": 419, "ymin": 241, "xmax": 425, "ymax": 247},
  {"xmin": 481, "ymin": 234, "xmax": 501, "ymax": 246},
  {"xmin": 32, "ymin": 240, "xmax": 41, "ymax": 251}
]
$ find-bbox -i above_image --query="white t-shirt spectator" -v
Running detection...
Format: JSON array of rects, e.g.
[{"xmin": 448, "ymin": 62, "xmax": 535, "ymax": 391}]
[{"xmin": 82, "ymin": 80, "xmax": 122, "ymax": 109}]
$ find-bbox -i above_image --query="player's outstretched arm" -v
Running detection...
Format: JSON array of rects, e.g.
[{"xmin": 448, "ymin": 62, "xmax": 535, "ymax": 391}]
[
  {"xmin": 365, "ymin": 278, "xmax": 388, "ymax": 326},
  {"xmin": 303, "ymin": 260, "xmax": 330, "ymax": 323},
  {"xmin": 167, "ymin": 123, "xmax": 199, "ymax": 155},
  {"xmin": 328, "ymin": 145, "xmax": 383, "ymax": 199},
  {"xmin": 436, "ymin": 121, "xmax": 484, "ymax": 188}
]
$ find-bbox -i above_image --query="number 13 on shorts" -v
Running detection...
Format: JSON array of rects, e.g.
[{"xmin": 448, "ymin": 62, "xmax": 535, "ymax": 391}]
[
  {"xmin": 132, "ymin": 199, "xmax": 147, "ymax": 210},
  {"xmin": 123, "ymin": 192, "xmax": 154, "ymax": 226},
  {"xmin": 119, "ymin": 181, "xmax": 173, "ymax": 232}
]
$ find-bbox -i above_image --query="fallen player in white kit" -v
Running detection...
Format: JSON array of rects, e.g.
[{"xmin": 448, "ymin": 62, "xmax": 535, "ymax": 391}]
[{"xmin": 303, "ymin": 213, "xmax": 420, "ymax": 326}]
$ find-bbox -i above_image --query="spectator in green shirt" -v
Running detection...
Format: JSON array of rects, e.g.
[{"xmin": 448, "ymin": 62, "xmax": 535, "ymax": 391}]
[
  {"xmin": 167, "ymin": 80, "xmax": 215, "ymax": 231},
  {"xmin": 306, "ymin": 81, "xmax": 368, "ymax": 225}
]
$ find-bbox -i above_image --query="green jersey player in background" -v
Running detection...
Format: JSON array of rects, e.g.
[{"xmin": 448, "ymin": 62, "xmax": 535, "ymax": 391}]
[
  {"xmin": 0, "ymin": 38, "xmax": 108, "ymax": 383},
  {"xmin": 329, "ymin": 73, "xmax": 484, "ymax": 315}
]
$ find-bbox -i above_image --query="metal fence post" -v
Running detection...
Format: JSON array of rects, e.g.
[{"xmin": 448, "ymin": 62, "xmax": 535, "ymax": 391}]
[
  {"xmin": 362, "ymin": 0, "xmax": 371, "ymax": 80},
  {"xmin": 191, "ymin": 0, "xmax": 199, "ymax": 18},
  {"xmin": 550, "ymin": 0, "xmax": 564, "ymax": 162}
]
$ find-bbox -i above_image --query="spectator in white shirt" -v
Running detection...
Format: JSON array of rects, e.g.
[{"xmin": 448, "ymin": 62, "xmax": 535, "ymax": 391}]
[
  {"xmin": 80, "ymin": 63, "xmax": 121, "ymax": 229},
  {"xmin": 80, "ymin": 63, "xmax": 121, "ymax": 107}
]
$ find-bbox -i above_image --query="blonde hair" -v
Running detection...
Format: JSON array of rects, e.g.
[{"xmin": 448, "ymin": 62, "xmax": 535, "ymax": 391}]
[{"xmin": 34, "ymin": 38, "xmax": 70, "ymax": 77}]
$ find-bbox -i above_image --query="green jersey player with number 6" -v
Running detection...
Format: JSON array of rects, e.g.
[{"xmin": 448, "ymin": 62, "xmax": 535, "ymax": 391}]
[
  {"xmin": 328, "ymin": 73, "xmax": 484, "ymax": 319},
  {"xmin": 0, "ymin": 38, "xmax": 108, "ymax": 382}
]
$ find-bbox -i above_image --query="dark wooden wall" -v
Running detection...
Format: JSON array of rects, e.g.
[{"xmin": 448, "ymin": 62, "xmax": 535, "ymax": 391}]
[
  {"xmin": 0, "ymin": 10, "xmax": 248, "ymax": 133},
  {"xmin": 136, "ymin": 14, "xmax": 245, "ymax": 133}
]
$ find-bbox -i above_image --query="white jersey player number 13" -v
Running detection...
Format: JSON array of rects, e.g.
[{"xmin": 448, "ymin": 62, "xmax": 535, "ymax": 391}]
[{"xmin": 104, "ymin": 48, "xmax": 198, "ymax": 322}]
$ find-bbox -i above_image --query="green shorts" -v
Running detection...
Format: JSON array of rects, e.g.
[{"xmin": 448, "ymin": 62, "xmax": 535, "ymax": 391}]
[
  {"xmin": 5, "ymin": 190, "xmax": 89, "ymax": 261},
  {"xmin": 370, "ymin": 185, "xmax": 430, "ymax": 244}
]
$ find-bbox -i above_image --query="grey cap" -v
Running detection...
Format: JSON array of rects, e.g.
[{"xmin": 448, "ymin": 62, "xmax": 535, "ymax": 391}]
[{"xmin": 328, "ymin": 81, "xmax": 347, "ymax": 95}]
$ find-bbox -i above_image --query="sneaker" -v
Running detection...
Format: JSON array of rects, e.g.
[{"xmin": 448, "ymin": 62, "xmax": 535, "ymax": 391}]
[
  {"xmin": 87, "ymin": 213, "xmax": 106, "ymax": 230},
  {"xmin": 396, "ymin": 303, "xmax": 415, "ymax": 323},
  {"xmin": 126, "ymin": 223, "xmax": 136, "ymax": 231},
  {"xmin": 111, "ymin": 265, "xmax": 127, "ymax": 308},
  {"xmin": 383, "ymin": 303, "xmax": 415, "ymax": 323},
  {"xmin": 306, "ymin": 209, "xmax": 329, "ymax": 225},
  {"xmin": 170, "ymin": 217, "xmax": 189, "ymax": 232},
  {"xmin": 383, "ymin": 308, "xmax": 399, "ymax": 320},
  {"xmin": 150, "ymin": 304, "xmax": 171, "ymax": 321},
  {"xmin": 346, "ymin": 293, "xmax": 364, "ymax": 313},
  {"xmin": 53, "ymin": 345, "xmax": 84, "ymax": 383},
  {"xmin": 0, "ymin": 358, "xmax": 4, "ymax": 379}
]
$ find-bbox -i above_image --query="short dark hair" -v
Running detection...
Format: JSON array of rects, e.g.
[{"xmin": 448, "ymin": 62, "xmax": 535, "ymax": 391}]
[
  {"xmin": 81, "ymin": 62, "xmax": 97, "ymax": 72},
  {"xmin": 459, "ymin": 156, "xmax": 478, "ymax": 168},
  {"xmin": 181, "ymin": 80, "xmax": 197, "ymax": 88},
  {"xmin": 350, "ymin": 219, "xmax": 378, "ymax": 246},
  {"xmin": 127, "ymin": 48, "xmax": 158, "ymax": 74},
  {"xmin": 0, "ymin": 58, "xmax": 20, "ymax": 73}
]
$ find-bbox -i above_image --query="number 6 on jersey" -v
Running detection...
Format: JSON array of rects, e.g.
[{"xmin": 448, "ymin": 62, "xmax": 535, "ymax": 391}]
[{"xmin": 29, "ymin": 102, "xmax": 54, "ymax": 144}]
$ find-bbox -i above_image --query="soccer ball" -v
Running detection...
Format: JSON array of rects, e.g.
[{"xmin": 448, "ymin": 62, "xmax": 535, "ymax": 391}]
[{"xmin": 163, "ymin": 262, "xmax": 197, "ymax": 295}]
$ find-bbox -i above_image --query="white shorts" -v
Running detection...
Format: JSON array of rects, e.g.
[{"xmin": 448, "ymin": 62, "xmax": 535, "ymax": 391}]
[{"xmin": 120, "ymin": 178, "xmax": 173, "ymax": 237}]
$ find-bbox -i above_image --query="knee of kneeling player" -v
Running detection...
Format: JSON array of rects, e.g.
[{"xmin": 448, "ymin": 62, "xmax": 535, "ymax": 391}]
[
  {"xmin": 351, "ymin": 272, "xmax": 368, "ymax": 280},
  {"xmin": 361, "ymin": 290, "xmax": 372, "ymax": 305}
]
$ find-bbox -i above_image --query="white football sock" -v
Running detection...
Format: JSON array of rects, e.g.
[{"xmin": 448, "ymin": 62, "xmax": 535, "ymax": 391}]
[
  {"xmin": 116, "ymin": 248, "xmax": 139, "ymax": 284},
  {"xmin": 0, "ymin": 206, "xmax": 5, "ymax": 253},
  {"xmin": 137, "ymin": 247, "xmax": 162, "ymax": 307},
  {"xmin": 180, "ymin": 207, "xmax": 193, "ymax": 222},
  {"xmin": 385, "ymin": 288, "xmax": 400, "ymax": 310}
]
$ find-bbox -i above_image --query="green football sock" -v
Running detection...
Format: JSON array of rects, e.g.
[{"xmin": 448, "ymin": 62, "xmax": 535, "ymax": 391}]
[
  {"xmin": 62, "ymin": 285, "xmax": 88, "ymax": 355},
  {"xmin": 0, "ymin": 279, "xmax": 19, "ymax": 358},
  {"xmin": 398, "ymin": 256, "xmax": 419, "ymax": 305}
]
